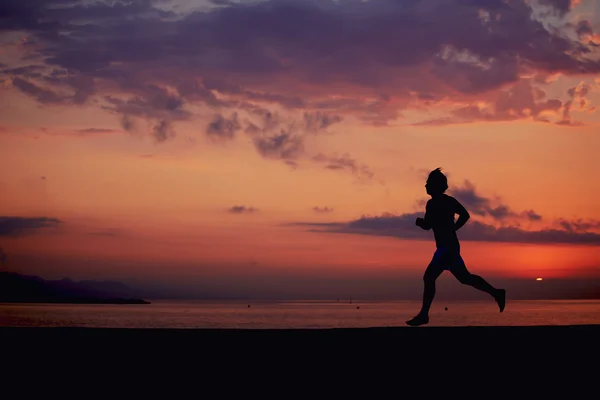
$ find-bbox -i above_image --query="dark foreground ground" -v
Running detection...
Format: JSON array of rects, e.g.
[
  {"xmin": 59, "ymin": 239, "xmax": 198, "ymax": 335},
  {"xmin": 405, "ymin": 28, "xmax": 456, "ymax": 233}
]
[{"xmin": 2, "ymin": 325, "xmax": 597, "ymax": 396}]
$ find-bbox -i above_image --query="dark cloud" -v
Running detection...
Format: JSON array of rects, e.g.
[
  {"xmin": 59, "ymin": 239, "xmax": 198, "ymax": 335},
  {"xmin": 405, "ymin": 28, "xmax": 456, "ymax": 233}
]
[
  {"xmin": 101, "ymin": 84, "xmax": 190, "ymax": 131},
  {"xmin": 523, "ymin": 210, "xmax": 543, "ymax": 221},
  {"xmin": 152, "ymin": 119, "xmax": 175, "ymax": 142},
  {"xmin": 7, "ymin": 68, "xmax": 97, "ymax": 105},
  {"xmin": 243, "ymin": 110, "xmax": 306, "ymax": 160},
  {"xmin": 253, "ymin": 132, "xmax": 304, "ymax": 160},
  {"xmin": 11, "ymin": 77, "xmax": 65, "ymax": 104},
  {"xmin": 558, "ymin": 82, "xmax": 593, "ymax": 125},
  {"xmin": 290, "ymin": 212, "xmax": 600, "ymax": 245},
  {"xmin": 101, "ymin": 92, "xmax": 187, "ymax": 140},
  {"xmin": 206, "ymin": 109, "xmax": 342, "ymax": 149},
  {"xmin": 0, "ymin": 0, "xmax": 174, "ymax": 33},
  {"xmin": 76, "ymin": 128, "xmax": 118, "ymax": 134},
  {"xmin": 538, "ymin": 0, "xmax": 574, "ymax": 16},
  {"xmin": 289, "ymin": 175, "xmax": 598, "ymax": 245},
  {"xmin": 284, "ymin": 160, "xmax": 299, "ymax": 170},
  {"xmin": 199, "ymin": 77, "xmax": 307, "ymax": 109},
  {"xmin": 313, "ymin": 206, "xmax": 334, "ymax": 213},
  {"xmin": 410, "ymin": 117, "xmax": 456, "ymax": 127},
  {"xmin": 313, "ymin": 153, "xmax": 375, "ymax": 181},
  {"xmin": 206, "ymin": 113, "xmax": 241, "ymax": 141},
  {"xmin": 227, "ymin": 205, "xmax": 258, "ymax": 214},
  {"xmin": 558, "ymin": 218, "xmax": 600, "ymax": 232},
  {"xmin": 201, "ymin": 108, "xmax": 375, "ymax": 181},
  {"xmin": 575, "ymin": 20, "xmax": 594, "ymax": 39},
  {"xmin": 205, "ymin": 109, "xmax": 356, "ymax": 172},
  {"xmin": 1, "ymin": 65, "xmax": 46, "ymax": 79},
  {"xmin": 120, "ymin": 115, "xmax": 136, "ymax": 132},
  {"xmin": 446, "ymin": 180, "xmax": 543, "ymax": 222},
  {"xmin": 411, "ymin": 79, "xmax": 572, "ymax": 126},
  {"xmin": 303, "ymin": 112, "xmax": 343, "ymax": 133},
  {"xmin": 0, "ymin": 216, "xmax": 62, "ymax": 237},
  {"xmin": 1, "ymin": 0, "xmax": 598, "ymax": 133}
]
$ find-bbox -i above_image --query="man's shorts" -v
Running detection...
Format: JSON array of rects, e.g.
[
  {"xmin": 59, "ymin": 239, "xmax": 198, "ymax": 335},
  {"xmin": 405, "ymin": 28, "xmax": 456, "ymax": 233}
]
[{"xmin": 431, "ymin": 247, "xmax": 466, "ymax": 271}]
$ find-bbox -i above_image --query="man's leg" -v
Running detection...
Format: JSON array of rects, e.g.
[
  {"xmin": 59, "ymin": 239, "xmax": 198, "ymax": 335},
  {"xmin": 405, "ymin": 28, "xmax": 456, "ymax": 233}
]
[
  {"xmin": 406, "ymin": 253, "xmax": 445, "ymax": 326},
  {"xmin": 450, "ymin": 255, "xmax": 506, "ymax": 312}
]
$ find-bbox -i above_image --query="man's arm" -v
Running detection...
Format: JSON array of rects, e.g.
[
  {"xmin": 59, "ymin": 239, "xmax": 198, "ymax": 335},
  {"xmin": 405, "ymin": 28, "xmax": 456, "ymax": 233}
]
[
  {"xmin": 453, "ymin": 198, "xmax": 470, "ymax": 231},
  {"xmin": 416, "ymin": 201, "xmax": 433, "ymax": 230}
]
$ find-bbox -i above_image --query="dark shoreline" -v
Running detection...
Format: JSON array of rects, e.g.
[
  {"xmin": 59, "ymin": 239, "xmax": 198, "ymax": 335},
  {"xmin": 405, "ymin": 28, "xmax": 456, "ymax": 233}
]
[
  {"xmin": 3, "ymin": 324, "xmax": 597, "ymax": 359},
  {"xmin": 0, "ymin": 298, "xmax": 150, "ymax": 304},
  {"xmin": 2, "ymin": 325, "xmax": 596, "ymax": 394},
  {"xmin": 3, "ymin": 323, "xmax": 597, "ymax": 343}
]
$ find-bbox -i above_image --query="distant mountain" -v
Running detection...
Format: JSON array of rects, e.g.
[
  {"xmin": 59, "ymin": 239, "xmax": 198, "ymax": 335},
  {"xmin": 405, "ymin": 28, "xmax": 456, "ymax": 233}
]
[{"xmin": 0, "ymin": 272, "xmax": 150, "ymax": 304}]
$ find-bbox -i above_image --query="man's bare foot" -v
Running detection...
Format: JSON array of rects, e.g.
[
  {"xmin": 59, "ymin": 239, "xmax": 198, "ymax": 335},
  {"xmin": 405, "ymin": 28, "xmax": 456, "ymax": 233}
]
[
  {"xmin": 406, "ymin": 314, "xmax": 429, "ymax": 327},
  {"xmin": 495, "ymin": 289, "xmax": 506, "ymax": 313}
]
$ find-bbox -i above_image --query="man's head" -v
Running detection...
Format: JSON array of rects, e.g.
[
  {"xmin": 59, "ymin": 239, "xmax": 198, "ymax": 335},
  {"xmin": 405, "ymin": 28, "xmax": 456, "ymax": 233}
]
[{"xmin": 425, "ymin": 167, "xmax": 448, "ymax": 196}]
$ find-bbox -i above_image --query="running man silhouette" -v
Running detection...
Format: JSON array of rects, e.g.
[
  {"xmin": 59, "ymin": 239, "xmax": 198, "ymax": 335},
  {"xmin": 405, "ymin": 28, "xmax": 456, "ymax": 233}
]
[{"xmin": 406, "ymin": 168, "xmax": 506, "ymax": 327}]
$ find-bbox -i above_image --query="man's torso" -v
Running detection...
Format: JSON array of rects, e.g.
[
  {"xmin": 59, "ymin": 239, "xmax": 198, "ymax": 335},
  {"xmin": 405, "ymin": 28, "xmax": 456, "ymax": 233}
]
[{"xmin": 428, "ymin": 195, "xmax": 460, "ymax": 251}]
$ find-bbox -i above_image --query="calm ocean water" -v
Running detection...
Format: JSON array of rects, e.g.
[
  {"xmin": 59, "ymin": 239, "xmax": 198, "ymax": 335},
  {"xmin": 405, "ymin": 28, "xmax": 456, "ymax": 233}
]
[{"xmin": 0, "ymin": 300, "xmax": 598, "ymax": 329}]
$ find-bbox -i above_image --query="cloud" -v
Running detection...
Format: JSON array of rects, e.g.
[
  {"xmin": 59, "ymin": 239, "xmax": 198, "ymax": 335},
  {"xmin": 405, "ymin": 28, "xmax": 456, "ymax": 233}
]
[
  {"xmin": 99, "ymin": 84, "xmax": 190, "ymax": 141},
  {"xmin": 8, "ymin": 71, "xmax": 96, "ymax": 106},
  {"xmin": 120, "ymin": 115, "xmax": 136, "ymax": 132},
  {"xmin": 557, "ymin": 81, "xmax": 594, "ymax": 125},
  {"xmin": 313, "ymin": 153, "xmax": 375, "ymax": 181},
  {"xmin": 411, "ymin": 78, "xmax": 579, "ymax": 126},
  {"xmin": 202, "ymin": 108, "xmax": 377, "ymax": 180},
  {"xmin": 558, "ymin": 218, "xmax": 600, "ymax": 232},
  {"xmin": 290, "ymin": 212, "xmax": 600, "ymax": 245},
  {"xmin": 11, "ymin": 77, "xmax": 65, "ymax": 104},
  {"xmin": 523, "ymin": 210, "xmax": 543, "ymax": 221},
  {"xmin": 448, "ymin": 180, "xmax": 543, "ymax": 222},
  {"xmin": 2, "ymin": 0, "xmax": 598, "ymax": 135},
  {"xmin": 206, "ymin": 108, "xmax": 343, "ymax": 153},
  {"xmin": 152, "ymin": 119, "xmax": 175, "ymax": 142},
  {"xmin": 206, "ymin": 113, "xmax": 241, "ymax": 141},
  {"xmin": 76, "ymin": 128, "xmax": 119, "ymax": 134},
  {"xmin": 227, "ymin": 205, "xmax": 258, "ymax": 214},
  {"xmin": 244, "ymin": 110, "xmax": 343, "ymax": 161},
  {"xmin": 313, "ymin": 206, "xmax": 334, "ymax": 213},
  {"xmin": 253, "ymin": 132, "xmax": 304, "ymax": 160},
  {"xmin": 575, "ymin": 20, "xmax": 594, "ymax": 39},
  {"xmin": 0, "ymin": 216, "xmax": 62, "ymax": 236},
  {"xmin": 537, "ymin": 0, "xmax": 575, "ymax": 16},
  {"xmin": 289, "ymin": 176, "xmax": 599, "ymax": 245},
  {"xmin": 104, "ymin": 85, "xmax": 189, "ymax": 120}
]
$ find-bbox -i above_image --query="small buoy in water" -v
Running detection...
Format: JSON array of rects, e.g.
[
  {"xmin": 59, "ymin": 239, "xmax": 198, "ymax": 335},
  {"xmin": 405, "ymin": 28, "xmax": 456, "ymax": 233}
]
[
  {"xmin": 445, "ymin": 307, "xmax": 448, "ymax": 311},
  {"xmin": 356, "ymin": 306, "xmax": 360, "ymax": 309},
  {"xmin": 247, "ymin": 305, "xmax": 251, "ymax": 308}
]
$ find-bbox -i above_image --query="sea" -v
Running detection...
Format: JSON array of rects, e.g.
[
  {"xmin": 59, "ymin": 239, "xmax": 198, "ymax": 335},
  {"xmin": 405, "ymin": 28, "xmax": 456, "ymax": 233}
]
[{"xmin": 0, "ymin": 299, "xmax": 599, "ymax": 328}]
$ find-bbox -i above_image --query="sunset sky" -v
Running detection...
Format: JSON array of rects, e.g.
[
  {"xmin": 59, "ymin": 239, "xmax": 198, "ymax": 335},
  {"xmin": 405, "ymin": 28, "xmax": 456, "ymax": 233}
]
[{"xmin": 1, "ymin": 0, "xmax": 599, "ymax": 300}]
